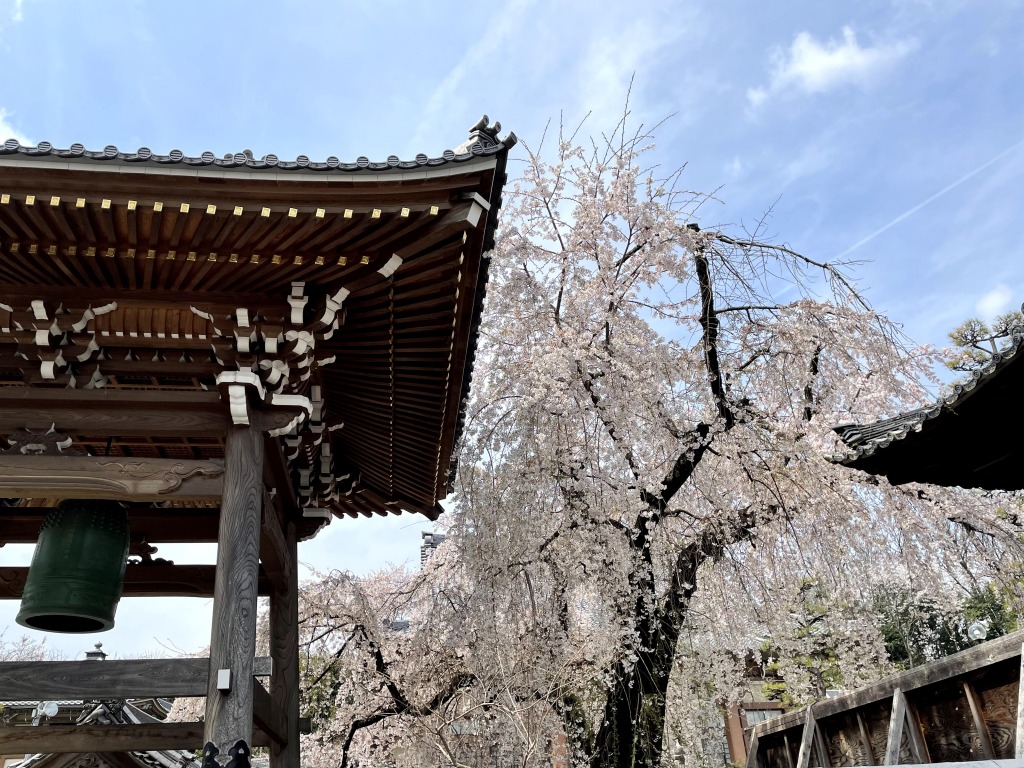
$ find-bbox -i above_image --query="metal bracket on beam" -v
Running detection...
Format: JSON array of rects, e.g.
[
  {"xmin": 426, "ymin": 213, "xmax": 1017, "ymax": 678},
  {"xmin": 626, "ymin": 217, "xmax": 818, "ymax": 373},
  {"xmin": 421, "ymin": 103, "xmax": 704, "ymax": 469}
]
[{"xmin": 216, "ymin": 668, "xmax": 232, "ymax": 692}]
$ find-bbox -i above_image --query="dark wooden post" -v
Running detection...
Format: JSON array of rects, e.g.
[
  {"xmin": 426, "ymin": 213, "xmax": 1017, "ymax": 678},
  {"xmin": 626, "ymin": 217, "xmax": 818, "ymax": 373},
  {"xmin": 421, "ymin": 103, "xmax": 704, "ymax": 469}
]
[
  {"xmin": 270, "ymin": 517, "xmax": 301, "ymax": 768},
  {"xmin": 205, "ymin": 423, "xmax": 265, "ymax": 761}
]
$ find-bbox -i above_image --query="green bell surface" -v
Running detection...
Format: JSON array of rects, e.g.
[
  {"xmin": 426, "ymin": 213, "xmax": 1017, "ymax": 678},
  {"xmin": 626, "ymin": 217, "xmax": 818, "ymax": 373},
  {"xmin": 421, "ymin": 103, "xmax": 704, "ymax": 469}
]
[{"xmin": 16, "ymin": 499, "xmax": 130, "ymax": 633}]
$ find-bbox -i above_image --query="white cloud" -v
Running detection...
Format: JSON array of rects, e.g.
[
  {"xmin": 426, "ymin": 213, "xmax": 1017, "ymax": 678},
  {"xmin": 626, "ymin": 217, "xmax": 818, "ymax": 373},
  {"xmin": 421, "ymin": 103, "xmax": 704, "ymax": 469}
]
[
  {"xmin": 0, "ymin": 108, "xmax": 29, "ymax": 144},
  {"xmin": 748, "ymin": 27, "xmax": 917, "ymax": 109},
  {"xmin": 12, "ymin": 0, "xmax": 22, "ymax": 22},
  {"xmin": 976, "ymin": 284, "xmax": 1013, "ymax": 320}
]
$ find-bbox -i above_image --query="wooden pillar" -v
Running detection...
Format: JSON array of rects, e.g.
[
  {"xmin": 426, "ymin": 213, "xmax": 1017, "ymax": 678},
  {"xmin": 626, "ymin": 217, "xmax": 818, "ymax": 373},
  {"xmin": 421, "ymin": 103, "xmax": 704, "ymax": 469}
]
[
  {"xmin": 204, "ymin": 424, "xmax": 265, "ymax": 760},
  {"xmin": 269, "ymin": 517, "xmax": 300, "ymax": 768}
]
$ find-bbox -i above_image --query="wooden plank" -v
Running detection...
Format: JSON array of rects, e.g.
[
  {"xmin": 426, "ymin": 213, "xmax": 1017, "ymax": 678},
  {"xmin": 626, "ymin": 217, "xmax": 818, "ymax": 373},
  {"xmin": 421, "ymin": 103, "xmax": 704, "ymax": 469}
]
[
  {"xmin": 0, "ymin": 387, "xmax": 230, "ymax": 438},
  {"xmin": 270, "ymin": 517, "xmax": 301, "ymax": 768},
  {"xmin": 0, "ymin": 724, "xmax": 274, "ymax": 752},
  {"xmin": 745, "ymin": 732, "xmax": 760, "ymax": 768},
  {"xmin": 753, "ymin": 630, "xmax": 1024, "ymax": 738},
  {"xmin": 252, "ymin": 677, "xmax": 285, "ymax": 746},
  {"xmin": 856, "ymin": 711, "xmax": 874, "ymax": 764},
  {"xmin": 0, "ymin": 565, "xmax": 273, "ymax": 599},
  {"xmin": 1017, "ymin": 642, "xmax": 1024, "ymax": 760},
  {"xmin": 796, "ymin": 708, "xmax": 816, "ymax": 768},
  {"xmin": 884, "ymin": 688, "xmax": 906, "ymax": 765},
  {"xmin": 1, "ymin": 506, "xmax": 221, "ymax": 544},
  {"xmin": 812, "ymin": 718, "xmax": 831, "ymax": 768},
  {"xmin": 205, "ymin": 423, "xmax": 265, "ymax": 749},
  {"xmin": 0, "ymin": 455, "xmax": 223, "ymax": 501},
  {"xmin": 0, "ymin": 657, "xmax": 271, "ymax": 700},
  {"xmin": 964, "ymin": 679, "xmax": 996, "ymax": 759},
  {"xmin": 904, "ymin": 697, "xmax": 928, "ymax": 763},
  {"xmin": 260, "ymin": 492, "xmax": 291, "ymax": 597}
]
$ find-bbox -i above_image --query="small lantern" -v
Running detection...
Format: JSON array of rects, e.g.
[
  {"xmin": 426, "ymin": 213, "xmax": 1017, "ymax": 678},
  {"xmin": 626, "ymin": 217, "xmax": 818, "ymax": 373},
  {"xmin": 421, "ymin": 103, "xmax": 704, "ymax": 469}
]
[{"xmin": 16, "ymin": 500, "xmax": 130, "ymax": 633}]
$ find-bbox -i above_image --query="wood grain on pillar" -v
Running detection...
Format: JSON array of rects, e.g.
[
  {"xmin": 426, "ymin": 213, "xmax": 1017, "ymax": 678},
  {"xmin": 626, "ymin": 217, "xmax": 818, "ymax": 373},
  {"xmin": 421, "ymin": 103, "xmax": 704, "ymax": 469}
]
[{"xmin": 205, "ymin": 424, "xmax": 264, "ymax": 749}]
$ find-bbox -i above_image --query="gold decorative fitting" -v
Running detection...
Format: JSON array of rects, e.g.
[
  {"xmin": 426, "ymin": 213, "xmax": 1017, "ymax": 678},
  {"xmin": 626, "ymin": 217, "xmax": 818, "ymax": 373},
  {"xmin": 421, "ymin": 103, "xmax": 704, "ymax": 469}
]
[
  {"xmin": 166, "ymin": 250, "xmax": 176, "ymax": 260},
  {"xmin": 146, "ymin": 249, "xmax": 156, "ymax": 259},
  {"xmin": 206, "ymin": 204, "xmax": 217, "ymax": 215},
  {"xmin": 315, "ymin": 208, "xmax": 325, "ymax": 218},
  {"xmin": 271, "ymin": 254, "xmax": 282, "ymax": 265},
  {"xmin": 337, "ymin": 256, "xmax": 348, "ymax": 266},
  {"xmin": 50, "ymin": 196, "xmax": 60, "ymax": 206},
  {"xmin": 429, "ymin": 205, "xmax": 439, "ymax": 215},
  {"xmin": 101, "ymin": 199, "xmax": 111, "ymax": 209},
  {"xmin": 208, "ymin": 252, "xmax": 218, "ymax": 262},
  {"xmin": 261, "ymin": 207, "xmax": 271, "ymax": 217},
  {"xmin": 127, "ymin": 200, "xmax": 137, "ymax": 211},
  {"xmin": 315, "ymin": 256, "xmax": 325, "ymax": 266},
  {"xmin": 288, "ymin": 207, "xmax": 297, "ymax": 218},
  {"xmin": 462, "ymin": 232, "xmax": 467, "ymax": 243},
  {"xmin": 233, "ymin": 205, "xmax": 244, "ymax": 216},
  {"xmin": 293, "ymin": 255, "xmax": 303, "ymax": 265},
  {"xmin": 371, "ymin": 209, "xmax": 381, "ymax": 219},
  {"xmin": 9, "ymin": 243, "xmax": 18, "ymax": 253},
  {"xmin": 47, "ymin": 245, "xmax": 56, "ymax": 256},
  {"xmin": 0, "ymin": 194, "xmax": 9, "ymax": 204},
  {"xmin": 187, "ymin": 251, "xmax": 197, "ymax": 262},
  {"xmin": 28, "ymin": 244, "xmax": 37, "ymax": 254},
  {"xmin": 127, "ymin": 248, "xmax": 136, "ymax": 258},
  {"xmin": 360, "ymin": 255, "xmax": 370, "ymax": 265},
  {"xmin": 67, "ymin": 245, "xmax": 77, "ymax": 256},
  {"xmin": 229, "ymin": 253, "xmax": 239, "ymax": 263},
  {"xmin": 400, "ymin": 207, "xmax": 410, "ymax": 217},
  {"xmin": 76, "ymin": 198, "xmax": 86, "ymax": 208},
  {"xmin": 85, "ymin": 247, "xmax": 96, "ymax": 257},
  {"xmin": 250, "ymin": 254, "xmax": 260, "ymax": 264},
  {"xmin": 458, "ymin": 253, "xmax": 465, "ymax": 265},
  {"xmin": 179, "ymin": 203, "xmax": 190, "ymax": 214},
  {"xmin": 25, "ymin": 195, "xmax": 35, "ymax": 206},
  {"xmin": 343, "ymin": 209, "xmax": 353, "ymax": 219},
  {"xmin": 105, "ymin": 247, "xmax": 115, "ymax": 257},
  {"xmin": 153, "ymin": 201, "xmax": 164, "ymax": 212}
]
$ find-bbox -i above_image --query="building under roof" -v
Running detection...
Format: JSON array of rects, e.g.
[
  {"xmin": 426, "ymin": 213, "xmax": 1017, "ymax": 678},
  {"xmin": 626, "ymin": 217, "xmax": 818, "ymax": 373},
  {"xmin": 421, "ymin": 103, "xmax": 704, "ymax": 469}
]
[
  {"xmin": 0, "ymin": 117, "xmax": 515, "ymax": 541},
  {"xmin": 832, "ymin": 310, "xmax": 1023, "ymax": 491}
]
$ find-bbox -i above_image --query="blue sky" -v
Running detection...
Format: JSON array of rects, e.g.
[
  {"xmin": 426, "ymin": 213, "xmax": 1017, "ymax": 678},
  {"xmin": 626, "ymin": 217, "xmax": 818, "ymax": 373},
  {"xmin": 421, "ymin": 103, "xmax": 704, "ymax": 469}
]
[{"xmin": 0, "ymin": 0, "xmax": 1022, "ymax": 656}]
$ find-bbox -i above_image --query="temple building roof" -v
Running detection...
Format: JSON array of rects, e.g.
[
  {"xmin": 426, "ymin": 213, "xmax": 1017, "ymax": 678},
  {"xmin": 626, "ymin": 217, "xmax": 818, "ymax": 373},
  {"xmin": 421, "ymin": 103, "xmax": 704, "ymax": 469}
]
[
  {"xmin": 832, "ymin": 308, "xmax": 1023, "ymax": 491},
  {"xmin": 0, "ymin": 117, "xmax": 515, "ymax": 537}
]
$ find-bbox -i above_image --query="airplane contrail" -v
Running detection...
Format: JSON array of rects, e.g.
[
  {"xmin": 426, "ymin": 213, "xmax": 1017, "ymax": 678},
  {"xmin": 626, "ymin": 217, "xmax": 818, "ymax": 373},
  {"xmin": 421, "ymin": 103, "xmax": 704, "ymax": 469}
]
[{"xmin": 835, "ymin": 136, "xmax": 1024, "ymax": 260}]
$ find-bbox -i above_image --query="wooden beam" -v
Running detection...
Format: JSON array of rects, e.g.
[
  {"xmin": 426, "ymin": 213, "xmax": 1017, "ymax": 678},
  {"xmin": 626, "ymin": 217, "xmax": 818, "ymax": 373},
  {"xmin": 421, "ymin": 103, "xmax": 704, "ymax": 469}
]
[
  {"xmin": 0, "ymin": 455, "xmax": 223, "ymax": 501},
  {"xmin": 205, "ymin": 423, "xmax": 265, "ymax": 749},
  {"xmin": 1017, "ymin": 642, "xmax": 1024, "ymax": 760},
  {"xmin": 260, "ymin": 493, "xmax": 291, "ymax": 597},
  {"xmin": 745, "ymin": 731, "xmax": 760, "ymax": 768},
  {"xmin": 795, "ymin": 708, "xmax": 816, "ymax": 768},
  {"xmin": 0, "ymin": 657, "xmax": 271, "ymax": 700},
  {"xmin": 270, "ymin": 518, "xmax": 301, "ymax": 768},
  {"xmin": 964, "ymin": 679, "xmax": 996, "ymax": 759},
  {"xmin": 0, "ymin": 388, "xmax": 231, "ymax": 438},
  {"xmin": 883, "ymin": 688, "xmax": 906, "ymax": 765},
  {"xmin": 0, "ymin": 565, "xmax": 273, "ymax": 599},
  {"xmin": 0, "ymin": 723, "xmax": 279, "ymax": 752},
  {"xmin": 1, "ymin": 506, "xmax": 222, "ymax": 544},
  {"xmin": 253, "ymin": 677, "xmax": 286, "ymax": 746}
]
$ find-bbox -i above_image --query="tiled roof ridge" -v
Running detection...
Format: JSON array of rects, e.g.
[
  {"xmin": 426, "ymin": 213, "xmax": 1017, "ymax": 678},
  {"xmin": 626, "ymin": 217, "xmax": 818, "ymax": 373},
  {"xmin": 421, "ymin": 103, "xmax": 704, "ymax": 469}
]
[
  {"xmin": 0, "ymin": 115, "xmax": 517, "ymax": 174},
  {"xmin": 832, "ymin": 305, "xmax": 1024, "ymax": 463}
]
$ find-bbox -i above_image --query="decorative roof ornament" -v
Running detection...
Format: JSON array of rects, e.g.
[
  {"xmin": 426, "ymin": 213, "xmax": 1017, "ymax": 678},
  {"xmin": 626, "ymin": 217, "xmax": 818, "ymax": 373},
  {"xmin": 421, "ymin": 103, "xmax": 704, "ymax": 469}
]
[{"xmin": 458, "ymin": 115, "xmax": 503, "ymax": 152}]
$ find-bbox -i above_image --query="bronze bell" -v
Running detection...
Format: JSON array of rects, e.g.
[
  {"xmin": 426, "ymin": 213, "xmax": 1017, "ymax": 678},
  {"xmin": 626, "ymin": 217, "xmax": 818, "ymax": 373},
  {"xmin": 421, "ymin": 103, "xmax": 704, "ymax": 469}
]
[{"xmin": 16, "ymin": 499, "xmax": 130, "ymax": 633}]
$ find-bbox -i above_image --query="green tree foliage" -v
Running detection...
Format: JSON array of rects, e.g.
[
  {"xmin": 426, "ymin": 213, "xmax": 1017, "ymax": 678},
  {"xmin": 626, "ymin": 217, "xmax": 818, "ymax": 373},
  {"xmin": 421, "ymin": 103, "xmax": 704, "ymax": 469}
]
[
  {"xmin": 872, "ymin": 584, "xmax": 1016, "ymax": 670},
  {"xmin": 946, "ymin": 309, "xmax": 1024, "ymax": 372}
]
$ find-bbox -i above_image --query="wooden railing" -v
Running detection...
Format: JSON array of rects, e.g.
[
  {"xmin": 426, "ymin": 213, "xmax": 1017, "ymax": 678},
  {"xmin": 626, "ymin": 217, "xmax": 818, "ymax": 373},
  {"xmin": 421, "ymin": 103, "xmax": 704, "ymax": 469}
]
[{"xmin": 748, "ymin": 631, "xmax": 1024, "ymax": 768}]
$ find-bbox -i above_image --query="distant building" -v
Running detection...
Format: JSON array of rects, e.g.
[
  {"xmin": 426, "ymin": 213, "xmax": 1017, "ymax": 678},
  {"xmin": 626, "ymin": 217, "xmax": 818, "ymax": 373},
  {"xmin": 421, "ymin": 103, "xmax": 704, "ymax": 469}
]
[{"xmin": 421, "ymin": 531, "xmax": 447, "ymax": 566}]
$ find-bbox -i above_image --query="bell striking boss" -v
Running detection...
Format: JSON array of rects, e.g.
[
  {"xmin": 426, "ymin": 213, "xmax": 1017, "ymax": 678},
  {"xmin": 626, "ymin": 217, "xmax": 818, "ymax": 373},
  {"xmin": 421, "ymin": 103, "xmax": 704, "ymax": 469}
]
[{"xmin": 16, "ymin": 499, "xmax": 130, "ymax": 633}]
